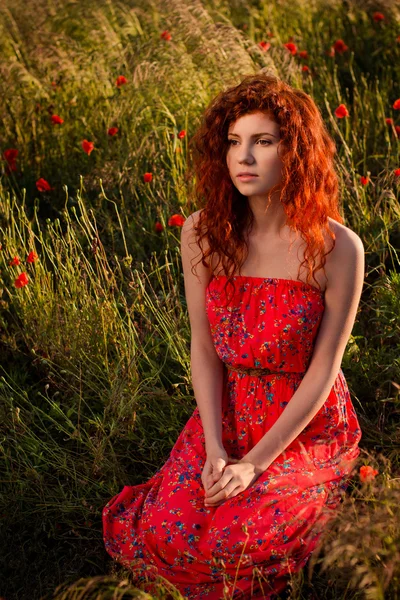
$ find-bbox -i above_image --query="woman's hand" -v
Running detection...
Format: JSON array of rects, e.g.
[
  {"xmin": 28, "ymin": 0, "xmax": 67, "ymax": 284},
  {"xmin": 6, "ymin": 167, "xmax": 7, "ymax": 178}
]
[
  {"xmin": 201, "ymin": 447, "xmax": 240, "ymax": 500},
  {"xmin": 204, "ymin": 460, "xmax": 264, "ymax": 507}
]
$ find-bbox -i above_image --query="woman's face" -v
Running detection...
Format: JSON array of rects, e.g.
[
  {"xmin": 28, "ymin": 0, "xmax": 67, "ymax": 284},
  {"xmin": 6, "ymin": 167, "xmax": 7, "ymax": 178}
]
[{"xmin": 226, "ymin": 111, "xmax": 283, "ymax": 197}]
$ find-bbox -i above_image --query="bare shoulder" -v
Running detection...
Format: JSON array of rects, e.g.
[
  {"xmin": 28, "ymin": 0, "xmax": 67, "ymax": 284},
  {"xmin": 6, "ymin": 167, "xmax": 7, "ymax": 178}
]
[
  {"xmin": 181, "ymin": 208, "xmax": 205, "ymax": 237},
  {"xmin": 327, "ymin": 217, "xmax": 363, "ymax": 245},
  {"xmin": 327, "ymin": 217, "xmax": 364, "ymax": 256},
  {"xmin": 180, "ymin": 208, "xmax": 211, "ymax": 286},
  {"xmin": 325, "ymin": 217, "xmax": 365, "ymax": 292}
]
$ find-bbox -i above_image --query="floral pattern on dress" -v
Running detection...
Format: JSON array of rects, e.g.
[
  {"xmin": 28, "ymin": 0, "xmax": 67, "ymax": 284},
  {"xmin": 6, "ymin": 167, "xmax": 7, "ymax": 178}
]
[{"xmin": 103, "ymin": 276, "xmax": 362, "ymax": 599}]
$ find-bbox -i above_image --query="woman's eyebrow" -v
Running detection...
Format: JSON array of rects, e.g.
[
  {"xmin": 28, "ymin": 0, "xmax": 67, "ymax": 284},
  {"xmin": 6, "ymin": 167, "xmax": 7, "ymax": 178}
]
[{"xmin": 228, "ymin": 132, "xmax": 278, "ymax": 138}]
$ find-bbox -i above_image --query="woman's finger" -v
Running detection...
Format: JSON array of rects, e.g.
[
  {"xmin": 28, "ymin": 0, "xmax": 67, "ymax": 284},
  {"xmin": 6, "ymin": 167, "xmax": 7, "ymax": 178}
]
[
  {"xmin": 205, "ymin": 472, "xmax": 230, "ymax": 497},
  {"xmin": 205, "ymin": 482, "xmax": 241, "ymax": 505},
  {"xmin": 205, "ymin": 474, "xmax": 236, "ymax": 501}
]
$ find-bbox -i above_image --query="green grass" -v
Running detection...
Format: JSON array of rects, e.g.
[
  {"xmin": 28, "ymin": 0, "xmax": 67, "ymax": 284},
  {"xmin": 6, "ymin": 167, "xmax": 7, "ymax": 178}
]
[{"xmin": 0, "ymin": 0, "xmax": 399, "ymax": 598}]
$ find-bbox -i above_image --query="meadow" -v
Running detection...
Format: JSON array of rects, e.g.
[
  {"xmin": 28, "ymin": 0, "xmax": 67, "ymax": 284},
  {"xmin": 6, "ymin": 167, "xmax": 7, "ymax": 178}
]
[{"xmin": 0, "ymin": 0, "xmax": 399, "ymax": 598}]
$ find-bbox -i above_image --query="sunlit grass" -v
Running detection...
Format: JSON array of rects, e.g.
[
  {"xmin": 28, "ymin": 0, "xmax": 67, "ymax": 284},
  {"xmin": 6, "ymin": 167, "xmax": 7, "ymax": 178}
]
[{"xmin": 0, "ymin": 0, "xmax": 400, "ymax": 598}]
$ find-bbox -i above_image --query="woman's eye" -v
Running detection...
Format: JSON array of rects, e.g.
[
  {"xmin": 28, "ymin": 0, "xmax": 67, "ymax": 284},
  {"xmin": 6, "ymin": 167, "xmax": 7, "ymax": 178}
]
[{"xmin": 227, "ymin": 139, "xmax": 271, "ymax": 146}]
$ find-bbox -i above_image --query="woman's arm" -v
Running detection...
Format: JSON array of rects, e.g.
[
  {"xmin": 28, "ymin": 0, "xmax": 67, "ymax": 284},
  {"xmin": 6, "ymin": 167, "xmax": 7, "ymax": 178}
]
[
  {"xmin": 191, "ymin": 340, "xmax": 224, "ymax": 452},
  {"xmin": 181, "ymin": 210, "xmax": 224, "ymax": 453},
  {"xmin": 240, "ymin": 225, "xmax": 365, "ymax": 473}
]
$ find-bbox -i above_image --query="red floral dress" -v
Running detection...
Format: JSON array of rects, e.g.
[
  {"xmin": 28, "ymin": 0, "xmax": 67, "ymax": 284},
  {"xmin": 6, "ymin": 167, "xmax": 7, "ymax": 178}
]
[{"xmin": 102, "ymin": 276, "xmax": 362, "ymax": 599}]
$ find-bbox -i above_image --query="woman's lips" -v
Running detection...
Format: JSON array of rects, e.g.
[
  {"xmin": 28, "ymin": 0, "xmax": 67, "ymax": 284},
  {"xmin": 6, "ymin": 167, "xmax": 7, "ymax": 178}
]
[{"xmin": 237, "ymin": 174, "xmax": 258, "ymax": 181}]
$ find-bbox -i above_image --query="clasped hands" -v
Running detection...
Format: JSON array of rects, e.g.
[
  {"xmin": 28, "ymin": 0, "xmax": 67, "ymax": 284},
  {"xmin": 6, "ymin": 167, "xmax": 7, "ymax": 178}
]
[{"xmin": 201, "ymin": 447, "xmax": 265, "ymax": 507}]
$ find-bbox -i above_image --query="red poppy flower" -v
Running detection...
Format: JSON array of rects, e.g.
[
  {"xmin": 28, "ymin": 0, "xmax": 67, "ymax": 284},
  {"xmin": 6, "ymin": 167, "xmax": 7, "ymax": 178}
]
[
  {"xmin": 51, "ymin": 114, "xmax": 64, "ymax": 125},
  {"xmin": 168, "ymin": 214, "xmax": 185, "ymax": 227},
  {"xmin": 298, "ymin": 50, "xmax": 308, "ymax": 59},
  {"xmin": 333, "ymin": 39, "xmax": 349, "ymax": 53},
  {"xmin": 116, "ymin": 75, "xmax": 127, "ymax": 87},
  {"xmin": 27, "ymin": 251, "xmax": 38, "ymax": 263},
  {"xmin": 385, "ymin": 118, "xmax": 393, "ymax": 125},
  {"xmin": 143, "ymin": 173, "xmax": 153, "ymax": 183},
  {"xmin": 359, "ymin": 465, "xmax": 378, "ymax": 483},
  {"xmin": 3, "ymin": 148, "xmax": 18, "ymax": 163},
  {"xmin": 108, "ymin": 127, "xmax": 119, "ymax": 136},
  {"xmin": 283, "ymin": 42, "xmax": 297, "ymax": 55},
  {"xmin": 326, "ymin": 46, "xmax": 335, "ymax": 57},
  {"xmin": 373, "ymin": 12, "xmax": 385, "ymax": 22},
  {"xmin": 82, "ymin": 140, "xmax": 94, "ymax": 155},
  {"xmin": 178, "ymin": 130, "xmax": 186, "ymax": 139},
  {"xmin": 360, "ymin": 176, "xmax": 369, "ymax": 186},
  {"xmin": 395, "ymin": 126, "xmax": 400, "ymax": 137},
  {"xmin": 15, "ymin": 272, "xmax": 29, "ymax": 288},
  {"xmin": 258, "ymin": 41, "xmax": 271, "ymax": 52},
  {"xmin": 334, "ymin": 104, "xmax": 349, "ymax": 118},
  {"xmin": 155, "ymin": 221, "xmax": 164, "ymax": 232},
  {"xmin": 393, "ymin": 99, "xmax": 400, "ymax": 110},
  {"xmin": 161, "ymin": 30, "xmax": 172, "ymax": 41},
  {"xmin": 3, "ymin": 148, "xmax": 18, "ymax": 173},
  {"xmin": 394, "ymin": 168, "xmax": 400, "ymax": 177},
  {"xmin": 302, "ymin": 65, "xmax": 310, "ymax": 72},
  {"xmin": 36, "ymin": 178, "xmax": 53, "ymax": 192},
  {"xmin": 9, "ymin": 256, "xmax": 20, "ymax": 266},
  {"xmin": 397, "ymin": 35, "xmax": 400, "ymax": 43}
]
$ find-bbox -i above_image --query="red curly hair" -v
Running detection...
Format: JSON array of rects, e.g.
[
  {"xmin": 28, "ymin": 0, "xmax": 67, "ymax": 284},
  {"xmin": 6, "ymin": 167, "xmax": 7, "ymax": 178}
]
[{"xmin": 185, "ymin": 72, "xmax": 343, "ymax": 302}]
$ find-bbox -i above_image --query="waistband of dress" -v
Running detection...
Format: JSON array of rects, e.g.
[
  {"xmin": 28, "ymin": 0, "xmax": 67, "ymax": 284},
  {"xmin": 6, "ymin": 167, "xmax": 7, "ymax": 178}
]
[{"xmin": 223, "ymin": 362, "xmax": 306, "ymax": 378}]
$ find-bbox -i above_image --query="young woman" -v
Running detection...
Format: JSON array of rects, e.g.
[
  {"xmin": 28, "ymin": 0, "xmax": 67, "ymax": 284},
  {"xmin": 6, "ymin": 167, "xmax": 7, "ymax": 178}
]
[{"xmin": 103, "ymin": 73, "xmax": 364, "ymax": 599}]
